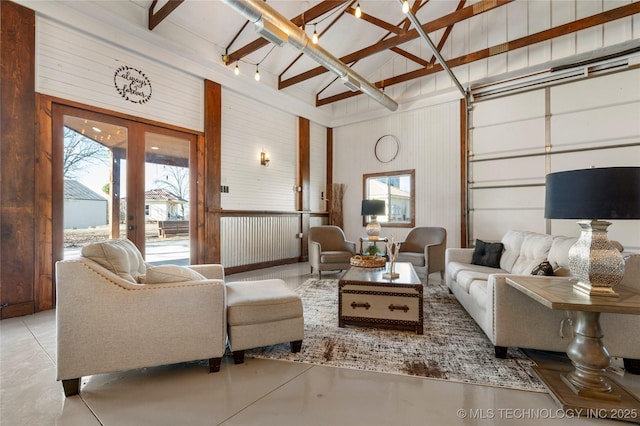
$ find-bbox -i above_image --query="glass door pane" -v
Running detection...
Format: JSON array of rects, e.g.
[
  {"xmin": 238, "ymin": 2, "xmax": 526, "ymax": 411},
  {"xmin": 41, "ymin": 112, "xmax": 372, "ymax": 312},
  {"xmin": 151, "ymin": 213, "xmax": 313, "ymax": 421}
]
[
  {"xmin": 62, "ymin": 115, "xmax": 127, "ymax": 258},
  {"xmin": 144, "ymin": 131, "xmax": 191, "ymax": 265}
]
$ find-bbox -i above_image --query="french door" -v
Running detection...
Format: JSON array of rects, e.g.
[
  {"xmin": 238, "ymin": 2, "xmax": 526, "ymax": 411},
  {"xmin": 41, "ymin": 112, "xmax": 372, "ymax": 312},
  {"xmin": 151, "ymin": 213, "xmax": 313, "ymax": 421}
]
[{"xmin": 53, "ymin": 104, "xmax": 197, "ymax": 262}]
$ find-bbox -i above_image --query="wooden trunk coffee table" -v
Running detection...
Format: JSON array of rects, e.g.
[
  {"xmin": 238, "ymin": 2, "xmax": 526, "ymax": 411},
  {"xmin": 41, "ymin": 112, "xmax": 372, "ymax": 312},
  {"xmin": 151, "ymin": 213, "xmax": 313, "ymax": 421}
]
[{"xmin": 338, "ymin": 262, "xmax": 423, "ymax": 334}]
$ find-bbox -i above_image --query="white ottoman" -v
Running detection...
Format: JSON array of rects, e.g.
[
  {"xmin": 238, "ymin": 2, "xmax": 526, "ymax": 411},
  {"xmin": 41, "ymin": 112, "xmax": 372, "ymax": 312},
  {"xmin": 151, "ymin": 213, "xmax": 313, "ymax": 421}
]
[{"xmin": 226, "ymin": 279, "xmax": 304, "ymax": 364}]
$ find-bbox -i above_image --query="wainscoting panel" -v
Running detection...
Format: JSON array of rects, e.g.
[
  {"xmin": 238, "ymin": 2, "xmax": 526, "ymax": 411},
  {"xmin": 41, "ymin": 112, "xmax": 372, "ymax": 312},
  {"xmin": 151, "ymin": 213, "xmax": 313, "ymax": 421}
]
[{"xmin": 220, "ymin": 215, "xmax": 300, "ymax": 268}]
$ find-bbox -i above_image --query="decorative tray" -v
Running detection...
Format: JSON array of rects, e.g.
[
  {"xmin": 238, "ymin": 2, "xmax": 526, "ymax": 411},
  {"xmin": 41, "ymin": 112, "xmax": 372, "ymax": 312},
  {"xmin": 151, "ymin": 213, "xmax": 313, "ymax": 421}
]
[{"xmin": 350, "ymin": 255, "xmax": 386, "ymax": 268}]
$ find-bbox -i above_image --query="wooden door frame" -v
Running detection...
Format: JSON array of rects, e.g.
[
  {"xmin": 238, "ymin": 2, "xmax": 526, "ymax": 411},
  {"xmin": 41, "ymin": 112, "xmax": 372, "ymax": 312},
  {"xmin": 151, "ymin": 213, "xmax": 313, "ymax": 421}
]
[{"xmin": 42, "ymin": 95, "xmax": 203, "ymax": 297}]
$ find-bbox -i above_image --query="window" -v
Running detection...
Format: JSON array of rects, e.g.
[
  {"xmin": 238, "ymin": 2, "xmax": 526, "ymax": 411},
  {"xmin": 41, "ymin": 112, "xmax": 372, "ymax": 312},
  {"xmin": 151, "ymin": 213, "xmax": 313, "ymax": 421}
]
[{"xmin": 363, "ymin": 169, "xmax": 415, "ymax": 228}]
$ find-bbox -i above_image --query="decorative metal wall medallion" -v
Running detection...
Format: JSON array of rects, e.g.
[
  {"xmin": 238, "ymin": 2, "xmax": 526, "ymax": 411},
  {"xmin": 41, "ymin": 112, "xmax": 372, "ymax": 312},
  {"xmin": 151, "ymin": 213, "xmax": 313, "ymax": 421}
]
[{"xmin": 114, "ymin": 66, "xmax": 152, "ymax": 104}]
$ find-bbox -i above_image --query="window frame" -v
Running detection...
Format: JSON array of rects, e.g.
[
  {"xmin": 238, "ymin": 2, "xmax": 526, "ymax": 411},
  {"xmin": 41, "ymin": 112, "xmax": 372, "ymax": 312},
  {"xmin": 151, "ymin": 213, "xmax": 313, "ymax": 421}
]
[{"xmin": 362, "ymin": 169, "xmax": 415, "ymax": 229}]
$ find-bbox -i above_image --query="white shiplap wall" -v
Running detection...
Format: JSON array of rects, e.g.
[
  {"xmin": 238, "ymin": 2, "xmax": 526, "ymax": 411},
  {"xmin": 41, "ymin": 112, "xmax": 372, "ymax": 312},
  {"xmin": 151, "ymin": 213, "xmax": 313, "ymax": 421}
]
[
  {"xmin": 333, "ymin": 100, "xmax": 461, "ymax": 249},
  {"xmin": 36, "ymin": 17, "xmax": 203, "ymax": 132},
  {"xmin": 221, "ymin": 89, "xmax": 297, "ymax": 211},
  {"xmin": 470, "ymin": 67, "xmax": 640, "ymax": 250}
]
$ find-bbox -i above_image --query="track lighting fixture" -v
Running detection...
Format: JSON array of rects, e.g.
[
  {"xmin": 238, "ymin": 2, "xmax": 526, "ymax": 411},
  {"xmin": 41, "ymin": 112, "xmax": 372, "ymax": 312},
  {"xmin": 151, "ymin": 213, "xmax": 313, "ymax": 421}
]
[
  {"xmin": 312, "ymin": 24, "xmax": 319, "ymax": 44},
  {"xmin": 355, "ymin": 2, "xmax": 361, "ymax": 18},
  {"xmin": 402, "ymin": 0, "xmax": 409, "ymax": 13}
]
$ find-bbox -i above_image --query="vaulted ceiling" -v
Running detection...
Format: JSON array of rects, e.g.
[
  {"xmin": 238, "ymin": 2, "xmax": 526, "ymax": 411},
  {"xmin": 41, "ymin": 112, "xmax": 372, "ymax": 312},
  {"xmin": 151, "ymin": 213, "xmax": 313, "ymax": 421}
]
[{"xmin": 144, "ymin": 0, "xmax": 640, "ymax": 110}]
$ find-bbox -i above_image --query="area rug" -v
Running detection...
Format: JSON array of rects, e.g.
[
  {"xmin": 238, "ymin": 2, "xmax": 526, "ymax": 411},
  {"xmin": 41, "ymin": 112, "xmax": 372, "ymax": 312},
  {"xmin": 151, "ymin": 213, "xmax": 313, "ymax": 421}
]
[{"xmin": 245, "ymin": 278, "xmax": 546, "ymax": 393}]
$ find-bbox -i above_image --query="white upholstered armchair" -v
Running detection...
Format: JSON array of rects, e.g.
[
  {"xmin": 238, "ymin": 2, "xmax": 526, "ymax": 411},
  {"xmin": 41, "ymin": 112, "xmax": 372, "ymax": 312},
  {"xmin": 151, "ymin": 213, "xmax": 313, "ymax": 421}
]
[
  {"xmin": 55, "ymin": 239, "xmax": 227, "ymax": 396},
  {"xmin": 308, "ymin": 226, "xmax": 356, "ymax": 279},
  {"xmin": 397, "ymin": 227, "xmax": 447, "ymax": 284}
]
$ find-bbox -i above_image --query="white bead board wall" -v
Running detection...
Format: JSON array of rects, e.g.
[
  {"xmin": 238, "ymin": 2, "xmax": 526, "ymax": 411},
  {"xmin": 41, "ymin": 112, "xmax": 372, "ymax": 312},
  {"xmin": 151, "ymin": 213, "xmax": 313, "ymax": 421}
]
[
  {"xmin": 310, "ymin": 122, "xmax": 327, "ymax": 213},
  {"xmin": 221, "ymin": 89, "xmax": 298, "ymax": 211},
  {"xmin": 219, "ymin": 90, "xmax": 328, "ymax": 267},
  {"xmin": 469, "ymin": 68, "xmax": 640, "ymax": 250},
  {"xmin": 36, "ymin": 17, "xmax": 203, "ymax": 132},
  {"xmin": 333, "ymin": 100, "xmax": 461, "ymax": 249}
]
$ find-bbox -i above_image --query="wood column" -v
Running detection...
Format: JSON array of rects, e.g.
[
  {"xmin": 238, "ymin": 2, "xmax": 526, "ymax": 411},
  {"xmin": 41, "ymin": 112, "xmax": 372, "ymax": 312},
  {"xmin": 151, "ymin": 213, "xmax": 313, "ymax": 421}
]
[
  {"xmin": 298, "ymin": 117, "xmax": 310, "ymax": 261},
  {"xmin": 326, "ymin": 127, "xmax": 333, "ymax": 217},
  {"xmin": 460, "ymin": 98, "xmax": 468, "ymax": 248},
  {"xmin": 1, "ymin": 1, "xmax": 37, "ymax": 318},
  {"xmin": 202, "ymin": 80, "xmax": 222, "ymax": 264}
]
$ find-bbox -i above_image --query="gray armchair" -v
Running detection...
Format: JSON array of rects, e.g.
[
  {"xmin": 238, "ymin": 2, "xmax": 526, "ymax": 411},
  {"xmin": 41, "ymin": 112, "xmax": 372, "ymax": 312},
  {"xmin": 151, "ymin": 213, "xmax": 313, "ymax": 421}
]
[
  {"xmin": 308, "ymin": 226, "xmax": 356, "ymax": 279},
  {"xmin": 397, "ymin": 227, "xmax": 447, "ymax": 284}
]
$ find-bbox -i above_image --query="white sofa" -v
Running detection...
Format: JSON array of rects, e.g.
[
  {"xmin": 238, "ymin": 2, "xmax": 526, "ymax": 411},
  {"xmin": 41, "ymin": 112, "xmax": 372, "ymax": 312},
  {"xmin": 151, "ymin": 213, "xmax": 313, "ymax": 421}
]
[{"xmin": 445, "ymin": 230, "xmax": 640, "ymax": 373}]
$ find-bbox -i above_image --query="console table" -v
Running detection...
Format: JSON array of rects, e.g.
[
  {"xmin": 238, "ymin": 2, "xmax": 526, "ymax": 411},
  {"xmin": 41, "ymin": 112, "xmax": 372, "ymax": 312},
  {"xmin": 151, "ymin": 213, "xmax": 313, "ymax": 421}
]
[
  {"xmin": 505, "ymin": 276, "xmax": 640, "ymax": 419},
  {"xmin": 359, "ymin": 236, "xmax": 388, "ymax": 255}
]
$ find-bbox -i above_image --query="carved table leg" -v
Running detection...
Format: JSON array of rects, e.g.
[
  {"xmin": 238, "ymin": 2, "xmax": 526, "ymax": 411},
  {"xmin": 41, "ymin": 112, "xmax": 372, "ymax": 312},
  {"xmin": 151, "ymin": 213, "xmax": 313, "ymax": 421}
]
[{"xmin": 562, "ymin": 311, "xmax": 619, "ymax": 400}]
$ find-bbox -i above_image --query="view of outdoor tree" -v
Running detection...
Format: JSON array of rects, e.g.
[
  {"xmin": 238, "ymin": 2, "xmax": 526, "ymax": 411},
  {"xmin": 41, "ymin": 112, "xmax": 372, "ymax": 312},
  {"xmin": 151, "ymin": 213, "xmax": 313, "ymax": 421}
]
[
  {"xmin": 153, "ymin": 166, "xmax": 189, "ymax": 217},
  {"xmin": 63, "ymin": 126, "xmax": 110, "ymax": 178}
]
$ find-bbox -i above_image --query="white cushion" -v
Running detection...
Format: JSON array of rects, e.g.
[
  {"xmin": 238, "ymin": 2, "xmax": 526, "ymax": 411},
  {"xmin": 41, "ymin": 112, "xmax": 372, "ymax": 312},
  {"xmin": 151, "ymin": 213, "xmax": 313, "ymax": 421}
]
[
  {"xmin": 499, "ymin": 230, "xmax": 528, "ymax": 273},
  {"xmin": 139, "ymin": 265, "xmax": 206, "ymax": 284},
  {"xmin": 456, "ymin": 270, "xmax": 490, "ymax": 293},
  {"xmin": 511, "ymin": 233, "xmax": 554, "ymax": 275},
  {"xmin": 226, "ymin": 279, "xmax": 303, "ymax": 326},
  {"xmin": 81, "ymin": 242, "xmax": 135, "ymax": 282},
  {"xmin": 469, "ymin": 280, "xmax": 488, "ymax": 308},
  {"xmin": 548, "ymin": 236, "xmax": 577, "ymax": 269},
  {"xmin": 107, "ymin": 238, "xmax": 146, "ymax": 279}
]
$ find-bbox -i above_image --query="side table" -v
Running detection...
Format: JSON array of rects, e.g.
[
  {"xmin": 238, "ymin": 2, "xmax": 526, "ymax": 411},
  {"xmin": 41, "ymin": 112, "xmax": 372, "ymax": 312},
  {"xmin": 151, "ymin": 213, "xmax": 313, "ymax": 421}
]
[
  {"xmin": 359, "ymin": 236, "xmax": 388, "ymax": 255},
  {"xmin": 505, "ymin": 276, "xmax": 640, "ymax": 419}
]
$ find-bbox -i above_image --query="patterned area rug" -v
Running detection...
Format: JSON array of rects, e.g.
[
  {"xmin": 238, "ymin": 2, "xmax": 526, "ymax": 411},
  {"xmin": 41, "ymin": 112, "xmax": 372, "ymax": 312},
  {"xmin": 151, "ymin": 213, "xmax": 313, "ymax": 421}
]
[{"xmin": 245, "ymin": 278, "xmax": 546, "ymax": 392}]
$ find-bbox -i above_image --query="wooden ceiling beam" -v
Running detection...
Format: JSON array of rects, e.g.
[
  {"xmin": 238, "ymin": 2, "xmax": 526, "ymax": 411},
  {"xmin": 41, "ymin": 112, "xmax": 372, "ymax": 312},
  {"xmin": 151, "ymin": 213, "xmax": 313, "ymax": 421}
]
[
  {"xmin": 390, "ymin": 47, "xmax": 430, "ymax": 67},
  {"xmin": 226, "ymin": 0, "xmax": 348, "ymax": 65},
  {"xmin": 279, "ymin": 1, "xmax": 356, "ymax": 80},
  {"xmin": 346, "ymin": 7, "xmax": 403, "ymax": 34},
  {"xmin": 316, "ymin": 1, "xmax": 640, "ymax": 106},
  {"xmin": 392, "ymin": 1, "xmax": 465, "ymax": 67},
  {"xmin": 281, "ymin": 0, "xmax": 513, "ymax": 89},
  {"xmin": 429, "ymin": 0, "xmax": 466, "ymax": 66},
  {"xmin": 148, "ymin": 0, "xmax": 184, "ymax": 31}
]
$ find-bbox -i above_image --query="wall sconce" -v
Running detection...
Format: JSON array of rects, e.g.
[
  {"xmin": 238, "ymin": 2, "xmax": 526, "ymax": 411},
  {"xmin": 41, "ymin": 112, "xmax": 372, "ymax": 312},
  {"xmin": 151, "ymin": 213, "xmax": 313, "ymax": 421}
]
[{"xmin": 260, "ymin": 151, "xmax": 270, "ymax": 166}]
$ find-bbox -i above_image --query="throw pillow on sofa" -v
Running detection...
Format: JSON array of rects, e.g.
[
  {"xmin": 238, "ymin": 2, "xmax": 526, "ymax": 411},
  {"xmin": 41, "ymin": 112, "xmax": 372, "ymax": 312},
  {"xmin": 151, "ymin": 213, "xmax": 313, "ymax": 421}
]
[
  {"xmin": 531, "ymin": 260, "xmax": 554, "ymax": 276},
  {"xmin": 139, "ymin": 265, "xmax": 206, "ymax": 284},
  {"xmin": 471, "ymin": 239, "xmax": 504, "ymax": 268},
  {"xmin": 81, "ymin": 241, "xmax": 136, "ymax": 283}
]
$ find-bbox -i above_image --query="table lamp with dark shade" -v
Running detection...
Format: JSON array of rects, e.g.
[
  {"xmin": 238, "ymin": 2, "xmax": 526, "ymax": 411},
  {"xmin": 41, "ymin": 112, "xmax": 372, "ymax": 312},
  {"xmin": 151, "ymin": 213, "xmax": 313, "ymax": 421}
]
[
  {"xmin": 361, "ymin": 199, "xmax": 386, "ymax": 240},
  {"xmin": 545, "ymin": 167, "xmax": 640, "ymax": 297}
]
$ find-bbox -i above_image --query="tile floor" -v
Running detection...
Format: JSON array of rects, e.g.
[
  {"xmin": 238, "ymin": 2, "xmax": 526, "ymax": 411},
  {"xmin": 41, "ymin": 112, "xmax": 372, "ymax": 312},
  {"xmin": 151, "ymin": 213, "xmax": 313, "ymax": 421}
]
[{"xmin": 1, "ymin": 262, "xmax": 639, "ymax": 425}]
